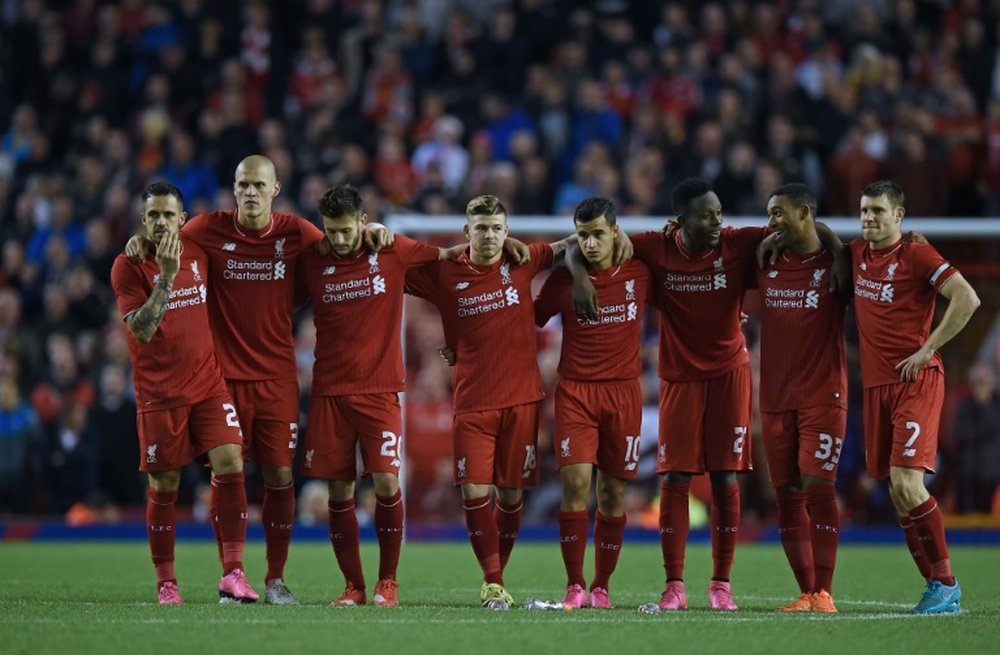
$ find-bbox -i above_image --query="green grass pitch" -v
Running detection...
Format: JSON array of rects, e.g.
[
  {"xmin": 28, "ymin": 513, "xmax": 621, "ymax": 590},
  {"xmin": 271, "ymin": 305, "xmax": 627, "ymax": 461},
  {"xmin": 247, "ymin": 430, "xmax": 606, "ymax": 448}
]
[{"xmin": 1, "ymin": 541, "xmax": 996, "ymax": 654}]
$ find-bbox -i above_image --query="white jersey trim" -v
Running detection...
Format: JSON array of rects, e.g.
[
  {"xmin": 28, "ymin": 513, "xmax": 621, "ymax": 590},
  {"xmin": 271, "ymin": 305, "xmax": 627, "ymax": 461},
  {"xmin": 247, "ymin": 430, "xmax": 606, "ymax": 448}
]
[{"xmin": 928, "ymin": 262, "xmax": 951, "ymax": 286}]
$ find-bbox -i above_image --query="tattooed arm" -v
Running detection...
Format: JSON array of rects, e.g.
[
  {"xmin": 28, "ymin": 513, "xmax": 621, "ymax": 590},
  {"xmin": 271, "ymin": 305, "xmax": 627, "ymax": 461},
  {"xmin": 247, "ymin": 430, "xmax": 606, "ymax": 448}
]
[{"xmin": 126, "ymin": 232, "xmax": 180, "ymax": 343}]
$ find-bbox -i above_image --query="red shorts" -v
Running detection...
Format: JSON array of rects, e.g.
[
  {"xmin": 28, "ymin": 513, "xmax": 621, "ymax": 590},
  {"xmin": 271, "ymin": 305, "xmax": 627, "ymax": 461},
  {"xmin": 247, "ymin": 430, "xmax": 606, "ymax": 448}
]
[
  {"xmin": 863, "ymin": 369, "xmax": 943, "ymax": 479},
  {"xmin": 452, "ymin": 402, "xmax": 540, "ymax": 488},
  {"xmin": 761, "ymin": 405, "xmax": 847, "ymax": 489},
  {"xmin": 554, "ymin": 378, "xmax": 642, "ymax": 480},
  {"xmin": 657, "ymin": 364, "xmax": 753, "ymax": 474},
  {"xmin": 226, "ymin": 379, "xmax": 300, "ymax": 468},
  {"xmin": 137, "ymin": 394, "xmax": 244, "ymax": 472},
  {"xmin": 304, "ymin": 393, "xmax": 403, "ymax": 480}
]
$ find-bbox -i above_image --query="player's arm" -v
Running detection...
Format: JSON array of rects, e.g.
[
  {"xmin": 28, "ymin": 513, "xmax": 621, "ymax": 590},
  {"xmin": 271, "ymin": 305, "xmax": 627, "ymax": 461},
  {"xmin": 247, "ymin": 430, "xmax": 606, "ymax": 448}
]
[
  {"xmin": 566, "ymin": 245, "xmax": 599, "ymax": 320},
  {"xmin": 125, "ymin": 233, "xmax": 180, "ymax": 343},
  {"xmin": 815, "ymin": 222, "xmax": 849, "ymax": 293},
  {"xmin": 895, "ymin": 272, "xmax": 981, "ymax": 382},
  {"xmin": 363, "ymin": 222, "xmax": 394, "ymax": 251}
]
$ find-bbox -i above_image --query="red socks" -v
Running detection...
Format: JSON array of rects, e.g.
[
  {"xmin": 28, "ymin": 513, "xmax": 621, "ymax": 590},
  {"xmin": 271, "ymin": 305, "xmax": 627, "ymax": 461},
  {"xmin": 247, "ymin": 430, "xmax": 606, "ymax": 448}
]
[
  {"xmin": 711, "ymin": 483, "xmax": 740, "ymax": 581},
  {"xmin": 147, "ymin": 488, "xmax": 178, "ymax": 585},
  {"xmin": 776, "ymin": 489, "xmax": 814, "ymax": 593},
  {"xmin": 909, "ymin": 497, "xmax": 954, "ymax": 585},
  {"xmin": 557, "ymin": 510, "xmax": 588, "ymax": 587},
  {"xmin": 659, "ymin": 481, "xmax": 690, "ymax": 581},
  {"xmin": 263, "ymin": 482, "xmax": 295, "ymax": 583},
  {"xmin": 375, "ymin": 490, "xmax": 404, "ymax": 581},
  {"xmin": 807, "ymin": 485, "xmax": 840, "ymax": 592},
  {"xmin": 494, "ymin": 497, "xmax": 523, "ymax": 572},
  {"xmin": 464, "ymin": 495, "xmax": 502, "ymax": 584},
  {"xmin": 213, "ymin": 472, "xmax": 248, "ymax": 574},
  {"xmin": 328, "ymin": 498, "xmax": 365, "ymax": 590},
  {"xmin": 591, "ymin": 512, "xmax": 626, "ymax": 590}
]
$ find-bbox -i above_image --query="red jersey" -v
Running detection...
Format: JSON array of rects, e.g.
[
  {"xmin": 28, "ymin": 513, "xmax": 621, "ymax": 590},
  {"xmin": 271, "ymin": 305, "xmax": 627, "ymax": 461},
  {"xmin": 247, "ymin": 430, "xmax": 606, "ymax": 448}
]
[
  {"xmin": 851, "ymin": 238, "xmax": 958, "ymax": 388},
  {"xmin": 111, "ymin": 238, "xmax": 228, "ymax": 411},
  {"xmin": 535, "ymin": 260, "xmax": 652, "ymax": 382},
  {"xmin": 757, "ymin": 249, "xmax": 847, "ymax": 412},
  {"xmin": 406, "ymin": 243, "xmax": 555, "ymax": 413},
  {"xmin": 633, "ymin": 226, "xmax": 767, "ymax": 381},
  {"xmin": 300, "ymin": 236, "xmax": 440, "ymax": 396},
  {"xmin": 182, "ymin": 210, "xmax": 323, "ymax": 381}
]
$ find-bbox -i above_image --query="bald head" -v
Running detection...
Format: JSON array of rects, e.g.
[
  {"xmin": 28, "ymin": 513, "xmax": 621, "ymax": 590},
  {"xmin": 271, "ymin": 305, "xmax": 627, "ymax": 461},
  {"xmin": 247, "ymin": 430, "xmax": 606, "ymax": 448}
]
[{"xmin": 233, "ymin": 155, "xmax": 280, "ymax": 227}]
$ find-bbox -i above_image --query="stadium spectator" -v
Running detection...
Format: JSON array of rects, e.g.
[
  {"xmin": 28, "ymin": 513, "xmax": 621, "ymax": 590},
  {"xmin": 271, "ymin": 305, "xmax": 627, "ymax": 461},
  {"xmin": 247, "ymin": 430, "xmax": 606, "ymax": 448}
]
[{"xmin": 952, "ymin": 362, "xmax": 1000, "ymax": 513}]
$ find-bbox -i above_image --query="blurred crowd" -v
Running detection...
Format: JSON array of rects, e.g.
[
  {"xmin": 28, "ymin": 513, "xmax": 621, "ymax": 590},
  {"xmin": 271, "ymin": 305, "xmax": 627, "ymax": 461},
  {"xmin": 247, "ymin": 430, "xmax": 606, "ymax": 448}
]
[{"xmin": 1, "ymin": 0, "xmax": 1000, "ymax": 526}]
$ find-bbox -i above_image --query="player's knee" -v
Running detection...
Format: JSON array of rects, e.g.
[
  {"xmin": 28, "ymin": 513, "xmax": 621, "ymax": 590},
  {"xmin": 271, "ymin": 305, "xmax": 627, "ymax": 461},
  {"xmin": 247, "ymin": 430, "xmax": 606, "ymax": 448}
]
[
  {"xmin": 209, "ymin": 444, "xmax": 244, "ymax": 474},
  {"xmin": 709, "ymin": 471, "xmax": 737, "ymax": 488},
  {"xmin": 372, "ymin": 473, "xmax": 399, "ymax": 497},
  {"xmin": 147, "ymin": 469, "xmax": 181, "ymax": 492},
  {"xmin": 664, "ymin": 472, "xmax": 692, "ymax": 485},
  {"xmin": 496, "ymin": 487, "xmax": 522, "ymax": 506},
  {"xmin": 263, "ymin": 465, "xmax": 293, "ymax": 487},
  {"xmin": 801, "ymin": 475, "xmax": 832, "ymax": 490},
  {"xmin": 888, "ymin": 468, "xmax": 928, "ymax": 511},
  {"xmin": 561, "ymin": 473, "xmax": 590, "ymax": 501},
  {"xmin": 328, "ymin": 479, "xmax": 355, "ymax": 501}
]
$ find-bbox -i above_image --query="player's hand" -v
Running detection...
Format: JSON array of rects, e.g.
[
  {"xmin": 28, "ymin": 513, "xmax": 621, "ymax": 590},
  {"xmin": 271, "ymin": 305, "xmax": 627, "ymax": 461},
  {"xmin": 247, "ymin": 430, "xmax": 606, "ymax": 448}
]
[
  {"xmin": 504, "ymin": 237, "xmax": 531, "ymax": 265},
  {"xmin": 663, "ymin": 219, "xmax": 680, "ymax": 236},
  {"xmin": 437, "ymin": 344, "xmax": 456, "ymax": 366},
  {"xmin": 572, "ymin": 275, "xmax": 600, "ymax": 321},
  {"xmin": 740, "ymin": 311, "xmax": 749, "ymax": 325},
  {"xmin": 126, "ymin": 235, "xmax": 151, "ymax": 262},
  {"xmin": 904, "ymin": 230, "xmax": 929, "ymax": 245},
  {"xmin": 830, "ymin": 249, "xmax": 850, "ymax": 294},
  {"xmin": 612, "ymin": 230, "xmax": 633, "ymax": 264},
  {"xmin": 363, "ymin": 223, "xmax": 394, "ymax": 251},
  {"xmin": 756, "ymin": 233, "xmax": 782, "ymax": 268},
  {"xmin": 155, "ymin": 232, "xmax": 180, "ymax": 279},
  {"xmin": 895, "ymin": 346, "xmax": 934, "ymax": 382}
]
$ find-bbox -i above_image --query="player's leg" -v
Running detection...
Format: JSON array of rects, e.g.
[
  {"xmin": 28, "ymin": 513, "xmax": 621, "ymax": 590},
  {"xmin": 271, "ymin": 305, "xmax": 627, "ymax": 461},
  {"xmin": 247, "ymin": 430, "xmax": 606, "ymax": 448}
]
[
  {"xmin": 194, "ymin": 396, "xmax": 258, "ymax": 604},
  {"xmin": 797, "ymin": 405, "xmax": 846, "ymax": 613},
  {"xmin": 763, "ymin": 411, "xmax": 814, "ymax": 610},
  {"xmin": 589, "ymin": 379, "xmax": 640, "ymax": 609},
  {"xmin": 703, "ymin": 365, "xmax": 753, "ymax": 611},
  {"xmin": 147, "ymin": 468, "xmax": 183, "ymax": 604},
  {"xmin": 492, "ymin": 403, "xmax": 540, "ymax": 574},
  {"xmin": 454, "ymin": 410, "xmax": 506, "ymax": 608},
  {"xmin": 553, "ymin": 380, "xmax": 598, "ymax": 608},
  {"xmin": 138, "ymin": 406, "xmax": 192, "ymax": 604},
  {"xmin": 328, "ymin": 478, "xmax": 367, "ymax": 606},
  {"xmin": 353, "ymin": 393, "xmax": 405, "ymax": 607},
  {"xmin": 252, "ymin": 379, "xmax": 301, "ymax": 595},
  {"xmin": 215, "ymin": 382, "xmax": 253, "ymax": 568},
  {"xmin": 590, "ymin": 471, "xmax": 627, "ymax": 609},
  {"xmin": 558, "ymin": 463, "xmax": 592, "ymax": 608},
  {"xmin": 656, "ymin": 378, "xmax": 706, "ymax": 610}
]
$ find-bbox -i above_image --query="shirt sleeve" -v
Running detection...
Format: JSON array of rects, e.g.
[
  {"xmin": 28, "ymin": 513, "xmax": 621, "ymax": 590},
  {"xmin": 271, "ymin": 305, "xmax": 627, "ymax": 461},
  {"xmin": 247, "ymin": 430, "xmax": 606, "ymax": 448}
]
[
  {"xmin": 396, "ymin": 235, "xmax": 442, "ymax": 268},
  {"xmin": 110, "ymin": 255, "xmax": 149, "ymax": 320},
  {"xmin": 529, "ymin": 242, "xmax": 555, "ymax": 275},
  {"xmin": 911, "ymin": 243, "xmax": 957, "ymax": 291},
  {"xmin": 631, "ymin": 231, "xmax": 663, "ymax": 266},
  {"xmin": 298, "ymin": 217, "xmax": 324, "ymax": 247},
  {"xmin": 404, "ymin": 263, "xmax": 437, "ymax": 301},
  {"xmin": 180, "ymin": 212, "xmax": 208, "ymax": 247}
]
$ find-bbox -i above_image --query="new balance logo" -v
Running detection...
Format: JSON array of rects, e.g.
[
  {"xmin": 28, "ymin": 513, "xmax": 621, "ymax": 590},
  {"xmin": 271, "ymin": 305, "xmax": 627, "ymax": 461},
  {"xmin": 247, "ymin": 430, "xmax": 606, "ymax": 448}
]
[
  {"xmin": 455, "ymin": 281, "xmax": 470, "ymax": 290},
  {"xmin": 222, "ymin": 243, "xmax": 236, "ymax": 252},
  {"xmin": 860, "ymin": 262, "xmax": 867, "ymax": 271},
  {"xmin": 767, "ymin": 270, "xmax": 779, "ymax": 279},
  {"xmin": 323, "ymin": 266, "xmax": 337, "ymax": 276}
]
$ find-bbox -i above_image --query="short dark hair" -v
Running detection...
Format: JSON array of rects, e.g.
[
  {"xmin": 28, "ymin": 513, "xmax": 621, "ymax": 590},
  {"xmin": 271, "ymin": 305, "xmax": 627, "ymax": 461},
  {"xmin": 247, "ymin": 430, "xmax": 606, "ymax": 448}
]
[
  {"xmin": 466, "ymin": 194, "xmax": 507, "ymax": 219},
  {"xmin": 770, "ymin": 183, "xmax": 817, "ymax": 217},
  {"xmin": 574, "ymin": 197, "xmax": 617, "ymax": 226},
  {"xmin": 142, "ymin": 181, "xmax": 183, "ymax": 204},
  {"xmin": 671, "ymin": 178, "xmax": 713, "ymax": 215},
  {"xmin": 862, "ymin": 180, "xmax": 905, "ymax": 208},
  {"xmin": 319, "ymin": 184, "xmax": 363, "ymax": 219}
]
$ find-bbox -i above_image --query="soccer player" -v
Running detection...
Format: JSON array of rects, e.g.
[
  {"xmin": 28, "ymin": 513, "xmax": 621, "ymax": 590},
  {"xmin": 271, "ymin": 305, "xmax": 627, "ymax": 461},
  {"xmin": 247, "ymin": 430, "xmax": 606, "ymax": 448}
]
[
  {"xmin": 297, "ymin": 185, "xmax": 448, "ymax": 607},
  {"xmin": 111, "ymin": 182, "xmax": 257, "ymax": 604},
  {"xmin": 534, "ymin": 197, "xmax": 651, "ymax": 609},
  {"xmin": 851, "ymin": 180, "xmax": 980, "ymax": 614},
  {"xmin": 758, "ymin": 184, "xmax": 846, "ymax": 613},
  {"xmin": 405, "ymin": 194, "xmax": 572, "ymax": 609}
]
